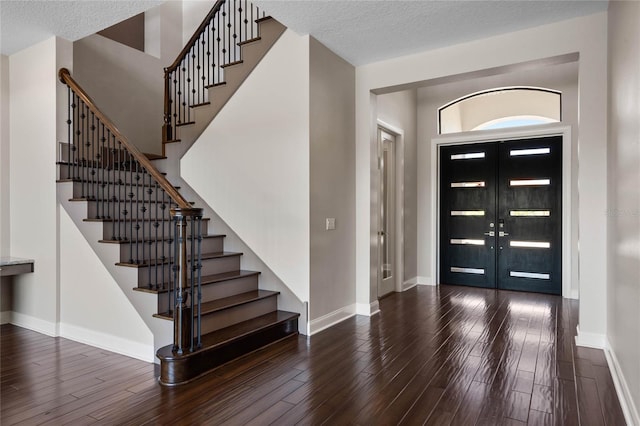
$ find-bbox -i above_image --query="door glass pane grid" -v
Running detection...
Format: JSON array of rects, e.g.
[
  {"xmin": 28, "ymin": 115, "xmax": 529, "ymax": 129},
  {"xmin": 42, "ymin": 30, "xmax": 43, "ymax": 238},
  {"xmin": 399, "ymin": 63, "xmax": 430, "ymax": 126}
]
[
  {"xmin": 451, "ymin": 181, "xmax": 486, "ymax": 188},
  {"xmin": 450, "ymin": 210, "xmax": 485, "ymax": 216},
  {"xmin": 450, "ymin": 239, "xmax": 485, "ymax": 246},
  {"xmin": 451, "ymin": 152, "xmax": 485, "ymax": 160},
  {"xmin": 451, "ymin": 267, "xmax": 485, "ymax": 275},
  {"xmin": 510, "ymin": 210, "xmax": 551, "ymax": 217},
  {"xmin": 510, "ymin": 271, "xmax": 550, "ymax": 280},
  {"xmin": 510, "ymin": 241, "xmax": 551, "ymax": 249}
]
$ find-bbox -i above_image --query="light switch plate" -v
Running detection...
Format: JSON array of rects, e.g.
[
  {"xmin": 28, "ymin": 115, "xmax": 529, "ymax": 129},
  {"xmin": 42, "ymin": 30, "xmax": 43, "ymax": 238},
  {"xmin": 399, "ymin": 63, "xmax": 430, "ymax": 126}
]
[{"xmin": 326, "ymin": 218, "xmax": 336, "ymax": 230}]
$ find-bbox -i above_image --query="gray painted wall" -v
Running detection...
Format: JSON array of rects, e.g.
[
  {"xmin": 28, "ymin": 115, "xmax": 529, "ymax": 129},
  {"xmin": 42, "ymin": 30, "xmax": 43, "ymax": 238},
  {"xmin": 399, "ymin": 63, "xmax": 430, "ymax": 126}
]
[
  {"xmin": 309, "ymin": 37, "xmax": 356, "ymax": 319},
  {"xmin": 377, "ymin": 90, "xmax": 418, "ymax": 283},
  {"xmin": 607, "ymin": 1, "xmax": 640, "ymax": 419}
]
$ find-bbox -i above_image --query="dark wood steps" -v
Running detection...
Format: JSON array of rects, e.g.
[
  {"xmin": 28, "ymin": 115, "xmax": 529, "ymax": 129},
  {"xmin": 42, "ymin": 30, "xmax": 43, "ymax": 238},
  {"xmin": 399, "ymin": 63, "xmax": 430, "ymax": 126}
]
[
  {"xmin": 221, "ymin": 59, "xmax": 243, "ymax": 69},
  {"xmin": 100, "ymin": 234, "xmax": 225, "ymax": 245},
  {"xmin": 238, "ymin": 36, "xmax": 261, "ymax": 46},
  {"xmin": 176, "ymin": 121, "xmax": 196, "ymax": 127},
  {"xmin": 116, "ymin": 251, "xmax": 241, "ymax": 268},
  {"xmin": 204, "ymin": 81, "xmax": 226, "ymax": 90},
  {"xmin": 156, "ymin": 310, "xmax": 299, "ymax": 386},
  {"xmin": 57, "ymin": 178, "xmax": 180, "ymax": 190},
  {"xmin": 83, "ymin": 217, "xmax": 210, "ymax": 223},
  {"xmin": 153, "ymin": 289, "xmax": 279, "ymax": 320},
  {"xmin": 133, "ymin": 269, "xmax": 260, "ymax": 294},
  {"xmin": 69, "ymin": 197, "xmax": 194, "ymax": 205}
]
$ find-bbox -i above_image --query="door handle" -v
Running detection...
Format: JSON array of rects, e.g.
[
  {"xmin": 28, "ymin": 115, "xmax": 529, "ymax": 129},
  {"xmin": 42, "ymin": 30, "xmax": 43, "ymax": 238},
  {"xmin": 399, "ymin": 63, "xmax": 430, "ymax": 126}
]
[{"xmin": 484, "ymin": 231, "xmax": 495, "ymax": 237}]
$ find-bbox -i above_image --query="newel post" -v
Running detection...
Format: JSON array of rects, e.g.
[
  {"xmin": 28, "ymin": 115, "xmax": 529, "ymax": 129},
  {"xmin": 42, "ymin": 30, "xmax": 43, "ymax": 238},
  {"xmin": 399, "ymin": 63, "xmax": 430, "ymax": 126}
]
[{"xmin": 170, "ymin": 207, "xmax": 203, "ymax": 354}]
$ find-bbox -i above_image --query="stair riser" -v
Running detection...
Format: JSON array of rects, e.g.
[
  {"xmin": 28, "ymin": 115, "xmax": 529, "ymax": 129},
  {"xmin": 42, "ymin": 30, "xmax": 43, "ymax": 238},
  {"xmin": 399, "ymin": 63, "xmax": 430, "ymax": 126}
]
[
  {"xmin": 83, "ymin": 201, "xmax": 175, "ymax": 221},
  {"xmin": 68, "ymin": 181, "xmax": 175, "ymax": 204},
  {"xmin": 156, "ymin": 274, "xmax": 260, "ymax": 312},
  {"xmin": 101, "ymin": 220, "xmax": 209, "ymax": 241},
  {"xmin": 201, "ymin": 296, "xmax": 278, "ymax": 335},
  {"xmin": 59, "ymin": 164, "xmax": 162, "ymax": 183},
  {"xmin": 117, "ymin": 237, "xmax": 224, "ymax": 264},
  {"xmin": 131, "ymin": 255, "xmax": 241, "ymax": 287}
]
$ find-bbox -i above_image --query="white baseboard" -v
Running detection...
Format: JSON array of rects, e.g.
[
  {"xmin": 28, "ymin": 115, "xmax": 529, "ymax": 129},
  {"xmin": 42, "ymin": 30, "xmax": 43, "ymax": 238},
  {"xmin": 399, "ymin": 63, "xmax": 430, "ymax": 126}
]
[
  {"xmin": 59, "ymin": 322, "xmax": 155, "ymax": 363},
  {"xmin": 417, "ymin": 276, "xmax": 434, "ymax": 286},
  {"xmin": 308, "ymin": 304, "xmax": 356, "ymax": 336},
  {"xmin": 574, "ymin": 325, "xmax": 607, "ymax": 349},
  {"xmin": 1, "ymin": 311, "xmax": 12, "ymax": 325},
  {"xmin": 10, "ymin": 311, "xmax": 58, "ymax": 337},
  {"xmin": 356, "ymin": 301, "xmax": 380, "ymax": 316},
  {"xmin": 606, "ymin": 339, "xmax": 640, "ymax": 426},
  {"xmin": 569, "ymin": 289, "xmax": 579, "ymax": 300},
  {"xmin": 402, "ymin": 277, "xmax": 418, "ymax": 291}
]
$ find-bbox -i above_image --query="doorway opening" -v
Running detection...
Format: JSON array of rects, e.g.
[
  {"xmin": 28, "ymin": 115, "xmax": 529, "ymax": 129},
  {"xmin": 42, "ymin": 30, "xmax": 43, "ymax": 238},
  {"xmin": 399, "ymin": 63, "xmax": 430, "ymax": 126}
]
[{"xmin": 378, "ymin": 128, "xmax": 396, "ymax": 298}]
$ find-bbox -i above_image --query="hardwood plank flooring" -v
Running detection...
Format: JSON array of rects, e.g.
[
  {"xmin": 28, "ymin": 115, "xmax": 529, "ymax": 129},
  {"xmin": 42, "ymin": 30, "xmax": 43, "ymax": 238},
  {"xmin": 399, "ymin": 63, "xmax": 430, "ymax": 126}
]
[{"xmin": 0, "ymin": 285, "xmax": 627, "ymax": 425}]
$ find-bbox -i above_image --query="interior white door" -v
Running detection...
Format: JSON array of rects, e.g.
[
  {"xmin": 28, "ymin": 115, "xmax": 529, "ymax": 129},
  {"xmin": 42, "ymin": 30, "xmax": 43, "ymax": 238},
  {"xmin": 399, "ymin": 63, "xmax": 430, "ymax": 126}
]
[{"xmin": 378, "ymin": 129, "xmax": 396, "ymax": 298}]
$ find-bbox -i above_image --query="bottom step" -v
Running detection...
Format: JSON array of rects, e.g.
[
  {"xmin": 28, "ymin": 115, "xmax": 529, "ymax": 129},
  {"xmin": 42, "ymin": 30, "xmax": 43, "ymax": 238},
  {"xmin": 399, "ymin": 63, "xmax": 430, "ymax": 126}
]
[{"xmin": 156, "ymin": 310, "xmax": 299, "ymax": 386}]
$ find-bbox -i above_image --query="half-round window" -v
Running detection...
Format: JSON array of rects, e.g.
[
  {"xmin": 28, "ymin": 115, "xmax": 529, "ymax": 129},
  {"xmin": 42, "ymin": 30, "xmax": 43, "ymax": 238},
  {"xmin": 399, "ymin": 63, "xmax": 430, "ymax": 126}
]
[{"xmin": 438, "ymin": 87, "xmax": 561, "ymax": 134}]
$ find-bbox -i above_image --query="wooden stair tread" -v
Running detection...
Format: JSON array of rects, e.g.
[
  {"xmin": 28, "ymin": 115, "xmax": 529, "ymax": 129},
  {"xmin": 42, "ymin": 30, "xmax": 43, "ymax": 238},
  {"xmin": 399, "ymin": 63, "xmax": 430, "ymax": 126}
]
[
  {"xmin": 176, "ymin": 121, "xmax": 195, "ymax": 127},
  {"xmin": 57, "ymin": 161, "xmax": 168, "ymax": 175},
  {"xmin": 84, "ymin": 217, "xmax": 210, "ymax": 223},
  {"xmin": 145, "ymin": 153, "xmax": 166, "ymax": 160},
  {"xmin": 238, "ymin": 36, "xmax": 261, "ymax": 46},
  {"xmin": 190, "ymin": 102, "xmax": 210, "ymax": 109},
  {"xmin": 154, "ymin": 290, "xmax": 279, "ymax": 320},
  {"xmin": 221, "ymin": 60, "xmax": 243, "ymax": 69},
  {"xmin": 57, "ymin": 178, "xmax": 180, "ymax": 190},
  {"xmin": 69, "ymin": 197, "xmax": 193, "ymax": 205},
  {"xmin": 156, "ymin": 310, "xmax": 299, "ymax": 359},
  {"xmin": 132, "ymin": 269, "xmax": 260, "ymax": 294},
  {"xmin": 204, "ymin": 81, "xmax": 226, "ymax": 89},
  {"xmin": 255, "ymin": 16, "xmax": 273, "ymax": 24},
  {"xmin": 116, "ymin": 251, "xmax": 241, "ymax": 268},
  {"xmin": 163, "ymin": 139, "xmax": 181, "ymax": 144},
  {"xmin": 100, "ymin": 234, "xmax": 225, "ymax": 244}
]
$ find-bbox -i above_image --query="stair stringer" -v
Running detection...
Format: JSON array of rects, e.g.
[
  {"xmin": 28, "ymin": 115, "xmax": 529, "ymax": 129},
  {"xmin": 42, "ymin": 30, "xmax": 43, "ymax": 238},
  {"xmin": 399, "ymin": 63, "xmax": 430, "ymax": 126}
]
[{"xmin": 57, "ymin": 181, "xmax": 173, "ymax": 358}]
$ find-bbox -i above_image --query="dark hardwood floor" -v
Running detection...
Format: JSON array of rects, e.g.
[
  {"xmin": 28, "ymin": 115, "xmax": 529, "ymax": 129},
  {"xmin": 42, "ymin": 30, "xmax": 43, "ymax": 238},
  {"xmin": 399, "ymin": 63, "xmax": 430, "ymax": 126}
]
[{"xmin": 0, "ymin": 285, "xmax": 626, "ymax": 425}]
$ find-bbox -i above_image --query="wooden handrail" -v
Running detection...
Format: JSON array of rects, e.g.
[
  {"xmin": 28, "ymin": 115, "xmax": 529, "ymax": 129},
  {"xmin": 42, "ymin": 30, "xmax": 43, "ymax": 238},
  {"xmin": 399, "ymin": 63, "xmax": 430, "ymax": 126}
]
[
  {"xmin": 165, "ymin": 0, "xmax": 225, "ymax": 73},
  {"xmin": 58, "ymin": 68, "xmax": 191, "ymax": 209}
]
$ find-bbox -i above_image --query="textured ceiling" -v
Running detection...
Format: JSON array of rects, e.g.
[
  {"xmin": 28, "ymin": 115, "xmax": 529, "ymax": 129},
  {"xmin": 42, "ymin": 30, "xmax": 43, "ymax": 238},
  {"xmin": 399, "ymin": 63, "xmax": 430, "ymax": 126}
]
[
  {"xmin": 0, "ymin": 0, "xmax": 162, "ymax": 56},
  {"xmin": 255, "ymin": 0, "xmax": 608, "ymax": 66},
  {"xmin": 0, "ymin": 0, "xmax": 608, "ymax": 62}
]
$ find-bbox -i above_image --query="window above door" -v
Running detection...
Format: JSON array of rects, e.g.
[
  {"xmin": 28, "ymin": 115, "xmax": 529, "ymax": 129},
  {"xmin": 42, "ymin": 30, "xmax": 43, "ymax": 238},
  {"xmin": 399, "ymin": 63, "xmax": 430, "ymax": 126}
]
[{"xmin": 438, "ymin": 87, "xmax": 561, "ymax": 134}]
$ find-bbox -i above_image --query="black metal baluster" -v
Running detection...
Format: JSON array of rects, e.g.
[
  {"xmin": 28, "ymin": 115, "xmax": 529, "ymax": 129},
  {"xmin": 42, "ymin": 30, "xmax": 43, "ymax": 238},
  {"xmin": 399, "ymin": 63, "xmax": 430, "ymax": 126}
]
[
  {"xmin": 66, "ymin": 87, "xmax": 71, "ymax": 177},
  {"xmin": 118, "ymin": 140, "xmax": 125, "ymax": 242},
  {"xmin": 251, "ymin": 3, "xmax": 254, "ymax": 39},
  {"xmin": 100, "ymin": 123, "xmax": 107, "ymax": 219},
  {"xmin": 190, "ymin": 215, "xmax": 195, "ymax": 352},
  {"xmin": 135, "ymin": 161, "xmax": 141, "ymax": 264},
  {"xmin": 72, "ymin": 94, "xmax": 78, "ymax": 181},
  {"xmin": 153, "ymin": 181, "xmax": 159, "ymax": 289},
  {"xmin": 217, "ymin": 11, "xmax": 221, "ymax": 83},
  {"xmin": 162, "ymin": 191, "xmax": 166, "ymax": 289},
  {"xmin": 80, "ymin": 102, "xmax": 86, "ymax": 198}
]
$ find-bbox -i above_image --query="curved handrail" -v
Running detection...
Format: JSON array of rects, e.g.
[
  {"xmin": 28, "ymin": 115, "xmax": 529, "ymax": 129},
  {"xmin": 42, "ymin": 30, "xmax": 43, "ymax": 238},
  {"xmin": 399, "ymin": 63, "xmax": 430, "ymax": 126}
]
[
  {"xmin": 59, "ymin": 68, "xmax": 191, "ymax": 209},
  {"xmin": 166, "ymin": 0, "xmax": 225, "ymax": 74}
]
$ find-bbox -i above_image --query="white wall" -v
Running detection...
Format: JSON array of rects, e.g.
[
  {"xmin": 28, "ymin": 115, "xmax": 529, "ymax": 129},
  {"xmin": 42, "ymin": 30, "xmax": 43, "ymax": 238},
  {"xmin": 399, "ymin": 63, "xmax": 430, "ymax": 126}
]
[
  {"xmin": 59, "ymin": 209, "xmax": 154, "ymax": 359},
  {"xmin": 145, "ymin": 1, "xmax": 183, "ymax": 62},
  {"xmin": 73, "ymin": 34, "xmax": 164, "ymax": 155},
  {"xmin": 182, "ymin": 30, "xmax": 311, "ymax": 303},
  {"xmin": 355, "ymin": 13, "xmax": 609, "ymax": 338},
  {"xmin": 1, "ymin": 54, "xmax": 11, "ymax": 321},
  {"xmin": 308, "ymin": 37, "xmax": 356, "ymax": 328},
  {"xmin": 607, "ymin": 1, "xmax": 640, "ymax": 423},
  {"xmin": 182, "ymin": 1, "xmax": 213, "ymax": 45},
  {"xmin": 377, "ymin": 90, "xmax": 418, "ymax": 285},
  {"xmin": 415, "ymin": 61, "xmax": 579, "ymax": 295},
  {"xmin": 9, "ymin": 37, "xmax": 72, "ymax": 335}
]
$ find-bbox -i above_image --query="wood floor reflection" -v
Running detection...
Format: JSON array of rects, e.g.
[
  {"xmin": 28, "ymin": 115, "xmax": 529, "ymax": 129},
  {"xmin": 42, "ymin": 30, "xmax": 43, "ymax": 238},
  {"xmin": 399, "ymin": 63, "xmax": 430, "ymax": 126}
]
[{"xmin": 1, "ymin": 285, "xmax": 626, "ymax": 425}]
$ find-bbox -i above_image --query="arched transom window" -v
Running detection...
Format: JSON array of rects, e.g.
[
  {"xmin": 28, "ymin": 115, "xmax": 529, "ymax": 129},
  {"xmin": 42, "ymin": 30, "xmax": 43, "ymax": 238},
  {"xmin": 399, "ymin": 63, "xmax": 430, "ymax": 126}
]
[{"xmin": 438, "ymin": 87, "xmax": 561, "ymax": 134}]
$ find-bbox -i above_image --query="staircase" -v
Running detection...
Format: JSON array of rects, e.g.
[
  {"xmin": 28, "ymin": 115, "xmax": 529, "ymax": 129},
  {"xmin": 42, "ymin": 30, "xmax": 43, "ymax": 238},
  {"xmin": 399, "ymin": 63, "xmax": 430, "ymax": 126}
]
[{"xmin": 56, "ymin": 0, "xmax": 298, "ymax": 386}]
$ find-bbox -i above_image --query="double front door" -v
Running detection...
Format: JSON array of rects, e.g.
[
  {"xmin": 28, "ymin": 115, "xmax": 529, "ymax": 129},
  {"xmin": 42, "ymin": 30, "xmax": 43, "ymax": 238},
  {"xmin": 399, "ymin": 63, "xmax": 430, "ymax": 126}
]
[{"xmin": 439, "ymin": 137, "xmax": 562, "ymax": 295}]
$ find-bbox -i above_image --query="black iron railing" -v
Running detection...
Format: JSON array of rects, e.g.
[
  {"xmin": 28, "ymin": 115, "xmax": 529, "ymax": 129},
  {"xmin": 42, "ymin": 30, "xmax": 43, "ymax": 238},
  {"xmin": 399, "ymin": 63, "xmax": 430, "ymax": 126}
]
[
  {"xmin": 59, "ymin": 68, "xmax": 204, "ymax": 354},
  {"xmin": 162, "ymin": 0, "xmax": 265, "ymax": 142}
]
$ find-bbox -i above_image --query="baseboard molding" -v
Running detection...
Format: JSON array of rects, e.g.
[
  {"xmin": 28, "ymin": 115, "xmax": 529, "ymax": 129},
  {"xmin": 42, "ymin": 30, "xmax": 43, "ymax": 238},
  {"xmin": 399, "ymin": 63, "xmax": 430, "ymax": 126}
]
[
  {"xmin": 605, "ymin": 339, "xmax": 640, "ymax": 426},
  {"xmin": 356, "ymin": 301, "xmax": 380, "ymax": 316},
  {"xmin": 1, "ymin": 311, "xmax": 12, "ymax": 325},
  {"xmin": 59, "ymin": 322, "xmax": 155, "ymax": 363},
  {"xmin": 308, "ymin": 304, "xmax": 356, "ymax": 336},
  {"xmin": 569, "ymin": 289, "xmax": 579, "ymax": 300},
  {"xmin": 574, "ymin": 325, "xmax": 607, "ymax": 349},
  {"xmin": 10, "ymin": 311, "xmax": 58, "ymax": 337},
  {"xmin": 402, "ymin": 277, "xmax": 418, "ymax": 291},
  {"xmin": 417, "ymin": 276, "xmax": 434, "ymax": 286}
]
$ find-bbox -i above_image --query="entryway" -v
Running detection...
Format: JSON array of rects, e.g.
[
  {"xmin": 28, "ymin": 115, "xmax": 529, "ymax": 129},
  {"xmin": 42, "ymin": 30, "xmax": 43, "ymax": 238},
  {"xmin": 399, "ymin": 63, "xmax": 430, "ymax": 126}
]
[{"xmin": 439, "ymin": 136, "xmax": 562, "ymax": 295}]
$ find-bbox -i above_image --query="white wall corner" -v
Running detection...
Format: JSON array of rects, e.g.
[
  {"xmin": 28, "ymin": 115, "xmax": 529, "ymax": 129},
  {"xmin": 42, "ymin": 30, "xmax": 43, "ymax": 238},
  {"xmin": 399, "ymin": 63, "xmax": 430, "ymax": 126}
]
[
  {"xmin": 605, "ymin": 339, "xmax": 640, "ymax": 426},
  {"xmin": 59, "ymin": 322, "xmax": 155, "ymax": 363},
  {"xmin": 10, "ymin": 312, "xmax": 59, "ymax": 337},
  {"xmin": 417, "ymin": 276, "xmax": 434, "ymax": 286},
  {"xmin": 574, "ymin": 325, "xmax": 607, "ymax": 349},
  {"xmin": 402, "ymin": 277, "xmax": 418, "ymax": 291},
  {"xmin": 1, "ymin": 311, "xmax": 12, "ymax": 325},
  {"xmin": 308, "ymin": 304, "xmax": 356, "ymax": 336},
  {"xmin": 356, "ymin": 301, "xmax": 380, "ymax": 316}
]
